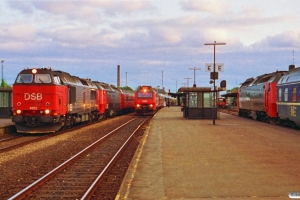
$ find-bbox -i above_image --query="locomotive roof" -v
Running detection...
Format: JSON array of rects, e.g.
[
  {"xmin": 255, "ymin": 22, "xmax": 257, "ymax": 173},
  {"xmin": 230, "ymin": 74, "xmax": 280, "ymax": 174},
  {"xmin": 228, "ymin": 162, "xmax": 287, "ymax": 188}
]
[
  {"xmin": 93, "ymin": 81, "xmax": 114, "ymax": 90},
  {"xmin": 16, "ymin": 68, "xmax": 97, "ymax": 88},
  {"xmin": 241, "ymin": 70, "xmax": 286, "ymax": 87},
  {"xmin": 278, "ymin": 67, "xmax": 300, "ymax": 85}
]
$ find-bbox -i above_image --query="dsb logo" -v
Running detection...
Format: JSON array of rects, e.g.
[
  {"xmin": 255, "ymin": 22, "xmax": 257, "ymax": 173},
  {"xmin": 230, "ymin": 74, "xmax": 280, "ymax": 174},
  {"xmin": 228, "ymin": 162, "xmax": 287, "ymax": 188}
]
[{"xmin": 24, "ymin": 93, "xmax": 42, "ymax": 100}]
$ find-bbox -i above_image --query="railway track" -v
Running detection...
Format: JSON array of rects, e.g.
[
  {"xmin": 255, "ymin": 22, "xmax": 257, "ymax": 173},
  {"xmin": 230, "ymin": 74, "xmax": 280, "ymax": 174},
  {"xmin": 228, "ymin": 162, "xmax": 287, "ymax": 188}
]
[
  {"xmin": 8, "ymin": 116, "xmax": 150, "ymax": 199},
  {"xmin": 0, "ymin": 118, "xmax": 113, "ymax": 153},
  {"xmin": 218, "ymin": 107, "xmax": 238, "ymax": 116}
]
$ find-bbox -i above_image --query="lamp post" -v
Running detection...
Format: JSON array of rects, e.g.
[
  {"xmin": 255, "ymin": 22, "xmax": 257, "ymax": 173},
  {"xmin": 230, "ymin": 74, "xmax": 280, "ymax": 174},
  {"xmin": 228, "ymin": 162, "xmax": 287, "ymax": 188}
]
[
  {"xmin": 204, "ymin": 41, "xmax": 226, "ymax": 125},
  {"xmin": 126, "ymin": 72, "xmax": 127, "ymax": 86},
  {"xmin": 162, "ymin": 71, "xmax": 164, "ymax": 92},
  {"xmin": 189, "ymin": 67, "xmax": 201, "ymax": 87},
  {"xmin": 1, "ymin": 60, "xmax": 4, "ymax": 85},
  {"xmin": 184, "ymin": 77, "xmax": 192, "ymax": 88}
]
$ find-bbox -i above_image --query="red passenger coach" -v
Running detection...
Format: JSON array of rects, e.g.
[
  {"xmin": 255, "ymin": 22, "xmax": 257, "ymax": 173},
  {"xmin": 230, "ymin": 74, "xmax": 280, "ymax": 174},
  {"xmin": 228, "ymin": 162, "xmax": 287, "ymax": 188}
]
[{"xmin": 134, "ymin": 86, "xmax": 157, "ymax": 115}]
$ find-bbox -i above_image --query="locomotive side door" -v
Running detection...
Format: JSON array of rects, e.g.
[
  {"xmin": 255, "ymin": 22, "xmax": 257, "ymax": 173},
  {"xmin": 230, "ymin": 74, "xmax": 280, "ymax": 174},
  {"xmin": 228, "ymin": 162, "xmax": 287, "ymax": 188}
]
[{"xmin": 264, "ymin": 82, "xmax": 277, "ymax": 118}]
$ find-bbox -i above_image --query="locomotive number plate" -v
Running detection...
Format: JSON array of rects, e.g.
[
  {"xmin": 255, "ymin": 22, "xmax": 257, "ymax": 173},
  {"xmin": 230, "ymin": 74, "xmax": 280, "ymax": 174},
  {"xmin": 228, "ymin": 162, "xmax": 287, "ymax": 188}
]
[{"xmin": 30, "ymin": 107, "xmax": 38, "ymax": 110}]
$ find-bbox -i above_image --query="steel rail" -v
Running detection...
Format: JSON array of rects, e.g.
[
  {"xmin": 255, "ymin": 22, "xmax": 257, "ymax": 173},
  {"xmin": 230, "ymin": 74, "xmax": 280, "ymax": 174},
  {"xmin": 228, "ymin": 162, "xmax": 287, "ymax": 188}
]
[
  {"xmin": 0, "ymin": 136, "xmax": 21, "ymax": 142},
  {"xmin": 8, "ymin": 117, "xmax": 137, "ymax": 200},
  {"xmin": 81, "ymin": 117, "xmax": 149, "ymax": 199}
]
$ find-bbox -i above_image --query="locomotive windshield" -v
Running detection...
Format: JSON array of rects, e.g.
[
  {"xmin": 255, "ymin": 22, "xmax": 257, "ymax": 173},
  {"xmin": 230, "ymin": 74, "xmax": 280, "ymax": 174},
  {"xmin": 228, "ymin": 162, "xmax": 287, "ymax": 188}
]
[
  {"xmin": 16, "ymin": 74, "xmax": 52, "ymax": 84},
  {"xmin": 35, "ymin": 74, "xmax": 51, "ymax": 83},
  {"xmin": 16, "ymin": 74, "xmax": 33, "ymax": 83},
  {"xmin": 138, "ymin": 92, "xmax": 152, "ymax": 98}
]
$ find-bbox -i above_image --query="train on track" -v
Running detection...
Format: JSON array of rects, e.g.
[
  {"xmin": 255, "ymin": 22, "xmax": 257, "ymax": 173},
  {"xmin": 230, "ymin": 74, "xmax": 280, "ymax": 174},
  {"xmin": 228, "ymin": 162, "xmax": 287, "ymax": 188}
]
[
  {"xmin": 237, "ymin": 64, "xmax": 300, "ymax": 128},
  {"xmin": 12, "ymin": 68, "xmax": 134, "ymax": 133},
  {"xmin": 134, "ymin": 85, "xmax": 168, "ymax": 115}
]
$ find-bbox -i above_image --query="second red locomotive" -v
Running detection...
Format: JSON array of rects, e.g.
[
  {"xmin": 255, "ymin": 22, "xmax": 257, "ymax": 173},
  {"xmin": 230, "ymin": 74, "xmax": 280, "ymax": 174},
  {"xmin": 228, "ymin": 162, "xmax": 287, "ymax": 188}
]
[{"xmin": 134, "ymin": 85, "xmax": 160, "ymax": 115}]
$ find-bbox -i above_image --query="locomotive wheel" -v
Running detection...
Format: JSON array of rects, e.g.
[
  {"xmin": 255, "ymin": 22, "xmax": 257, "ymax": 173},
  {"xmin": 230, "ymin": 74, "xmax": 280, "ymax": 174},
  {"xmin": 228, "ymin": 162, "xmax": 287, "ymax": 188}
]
[{"xmin": 65, "ymin": 115, "xmax": 73, "ymax": 129}]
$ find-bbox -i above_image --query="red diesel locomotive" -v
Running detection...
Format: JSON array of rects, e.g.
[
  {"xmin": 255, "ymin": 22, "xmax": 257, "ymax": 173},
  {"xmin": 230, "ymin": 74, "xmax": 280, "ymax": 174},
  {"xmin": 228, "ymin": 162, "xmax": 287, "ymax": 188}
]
[
  {"xmin": 12, "ymin": 68, "xmax": 134, "ymax": 133},
  {"xmin": 134, "ymin": 85, "xmax": 159, "ymax": 115},
  {"xmin": 238, "ymin": 69, "xmax": 287, "ymax": 122}
]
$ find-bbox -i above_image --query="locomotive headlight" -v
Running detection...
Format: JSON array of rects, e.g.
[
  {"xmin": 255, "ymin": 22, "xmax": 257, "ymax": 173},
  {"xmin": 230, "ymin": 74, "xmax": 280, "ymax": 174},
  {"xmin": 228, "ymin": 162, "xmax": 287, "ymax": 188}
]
[
  {"xmin": 16, "ymin": 110, "xmax": 22, "ymax": 114},
  {"xmin": 32, "ymin": 68, "xmax": 37, "ymax": 74},
  {"xmin": 149, "ymin": 104, "xmax": 153, "ymax": 107},
  {"xmin": 45, "ymin": 109, "xmax": 50, "ymax": 114},
  {"xmin": 137, "ymin": 104, "xmax": 140, "ymax": 108}
]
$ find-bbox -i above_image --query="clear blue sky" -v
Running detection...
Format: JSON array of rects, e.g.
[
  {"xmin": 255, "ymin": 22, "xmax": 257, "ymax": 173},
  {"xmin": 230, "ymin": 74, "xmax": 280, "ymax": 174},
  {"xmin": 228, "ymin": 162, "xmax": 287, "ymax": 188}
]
[{"xmin": 1, "ymin": 0, "xmax": 300, "ymax": 92}]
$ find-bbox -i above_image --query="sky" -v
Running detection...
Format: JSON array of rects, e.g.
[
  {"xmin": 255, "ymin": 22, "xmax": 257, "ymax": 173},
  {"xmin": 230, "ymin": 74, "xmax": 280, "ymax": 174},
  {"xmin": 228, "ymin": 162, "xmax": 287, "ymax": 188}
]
[{"xmin": 1, "ymin": 0, "xmax": 300, "ymax": 93}]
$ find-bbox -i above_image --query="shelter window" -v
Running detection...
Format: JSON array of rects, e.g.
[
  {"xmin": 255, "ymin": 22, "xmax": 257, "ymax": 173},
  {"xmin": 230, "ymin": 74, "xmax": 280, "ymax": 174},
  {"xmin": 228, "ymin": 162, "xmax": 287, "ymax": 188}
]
[
  {"xmin": 16, "ymin": 74, "xmax": 33, "ymax": 83},
  {"xmin": 284, "ymin": 88, "xmax": 288, "ymax": 101},
  {"xmin": 35, "ymin": 74, "xmax": 51, "ymax": 83},
  {"xmin": 188, "ymin": 92, "xmax": 198, "ymax": 107},
  {"xmin": 203, "ymin": 92, "xmax": 214, "ymax": 108},
  {"xmin": 0, "ymin": 92, "xmax": 9, "ymax": 107},
  {"xmin": 292, "ymin": 87, "xmax": 296, "ymax": 101}
]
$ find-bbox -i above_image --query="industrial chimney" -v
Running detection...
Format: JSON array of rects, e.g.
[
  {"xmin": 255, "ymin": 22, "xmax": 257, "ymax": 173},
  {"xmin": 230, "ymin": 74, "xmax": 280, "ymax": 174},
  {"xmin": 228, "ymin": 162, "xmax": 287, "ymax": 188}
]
[{"xmin": 117, "ymin": 65, "xmax": 120, "ymax": 87}]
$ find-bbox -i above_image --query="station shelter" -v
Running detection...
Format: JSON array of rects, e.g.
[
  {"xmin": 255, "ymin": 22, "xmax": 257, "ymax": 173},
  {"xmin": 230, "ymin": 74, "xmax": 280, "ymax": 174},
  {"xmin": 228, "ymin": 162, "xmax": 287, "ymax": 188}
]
[
  {"xmin": 178, "ymin": 87, "xmax": 224, "ymax": 119},
  {"xmin": 0, "ymin": 87, "xmax": 12, "ymax": 118}
]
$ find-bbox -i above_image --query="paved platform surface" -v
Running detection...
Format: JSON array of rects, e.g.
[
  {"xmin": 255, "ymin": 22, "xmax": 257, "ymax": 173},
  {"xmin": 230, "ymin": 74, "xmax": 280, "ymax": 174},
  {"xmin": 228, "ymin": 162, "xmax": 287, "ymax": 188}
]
[
  {"xmin": 0, "ymin": 118, "xmax": 15, "ymax": 135},
  {"xmin": 116, "ymin": 106, "xmax": 300, "ymax": 200},
  {"xmin": 0, "ymin": 118, "xmax": 13, "ymax": 127}
]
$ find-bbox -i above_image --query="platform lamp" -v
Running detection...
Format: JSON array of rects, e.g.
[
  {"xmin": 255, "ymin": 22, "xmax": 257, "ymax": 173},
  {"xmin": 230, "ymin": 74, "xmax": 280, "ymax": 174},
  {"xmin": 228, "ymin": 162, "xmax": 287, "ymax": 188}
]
[{"xmin": 204, "ymin": 41, "xmax": 226, "ymax": 125}]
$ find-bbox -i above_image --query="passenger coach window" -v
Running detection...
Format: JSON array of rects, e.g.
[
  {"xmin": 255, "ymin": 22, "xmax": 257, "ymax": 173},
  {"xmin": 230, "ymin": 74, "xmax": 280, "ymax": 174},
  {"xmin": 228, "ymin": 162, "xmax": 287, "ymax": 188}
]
[
  {"xmin": 16, "ymin": 74, "xmax": 33, "ymax": 83},
  {"xmin": 298, "ymin": 87, "xmax": 300, "ymax": 102},
  {"xmin": 292, "ymin": 87, "xmax": 296, "ymax": 101},
  {"xmin": 278, "ymin": 89, "xmax": 282, "ymax": 101},
  {"xmin": 284, "ymin": 88, "xmax": 288, "ymax": 101},
  {"xmin": 35, "ymin": 74, "xmax": 51, "ymax": 83}
]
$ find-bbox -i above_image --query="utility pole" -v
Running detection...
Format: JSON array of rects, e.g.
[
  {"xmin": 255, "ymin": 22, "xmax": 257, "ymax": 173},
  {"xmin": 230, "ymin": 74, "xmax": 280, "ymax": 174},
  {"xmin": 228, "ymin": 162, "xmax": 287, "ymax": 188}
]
[
  {"xmin": 189, "ymin": 67, "xmax": 201, "ymax": 87},
  {"xmin": 204, "ymin": 41, "xmax": 226, "ymax": 125},
  {"xmin": 184, "ymin": 77, "xmax": 192, "ymax": 88},
  {"xmin": 162, "ymin": 71, "xmax": 164, "ymax": 92}
]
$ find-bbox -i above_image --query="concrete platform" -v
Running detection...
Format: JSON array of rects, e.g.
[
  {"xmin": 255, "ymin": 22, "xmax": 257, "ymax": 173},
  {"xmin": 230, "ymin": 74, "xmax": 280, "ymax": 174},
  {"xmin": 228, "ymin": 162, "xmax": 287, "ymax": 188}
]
[
  {"xmin": 116, "ymin": 106, "xmax": 300, "ymax": 199},
  {"xmin": 0, "ymin": 118, "xmax": 15, "ymax": 135}
]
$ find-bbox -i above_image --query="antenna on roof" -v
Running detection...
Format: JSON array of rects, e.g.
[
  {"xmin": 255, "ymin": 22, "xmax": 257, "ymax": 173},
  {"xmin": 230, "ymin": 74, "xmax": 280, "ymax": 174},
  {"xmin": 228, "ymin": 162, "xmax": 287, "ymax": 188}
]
[{"xmin": 293, "ymin": 50, "xmax": 295, "ymax": 65}]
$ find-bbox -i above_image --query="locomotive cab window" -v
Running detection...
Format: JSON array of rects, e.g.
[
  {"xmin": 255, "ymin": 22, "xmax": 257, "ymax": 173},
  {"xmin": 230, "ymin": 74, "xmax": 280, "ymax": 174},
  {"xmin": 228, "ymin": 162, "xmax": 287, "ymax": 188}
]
[
  {"xmin": 53, "ymin": 76, "xmax": 62, "ymax": 85},
  {"xmin": 35, "ymin": 74, "xmax": 51, "ymax": 83},
  {"xmin": 16, "ymin": 74, "xmax": 33, "ymax": 83}
]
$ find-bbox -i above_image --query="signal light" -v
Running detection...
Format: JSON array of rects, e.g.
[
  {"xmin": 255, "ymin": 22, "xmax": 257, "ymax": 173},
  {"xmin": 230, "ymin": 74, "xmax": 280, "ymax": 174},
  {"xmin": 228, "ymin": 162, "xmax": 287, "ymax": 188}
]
[{"xmin": 32, "ymin": 68, "xmax": 37, "ymax": 74}]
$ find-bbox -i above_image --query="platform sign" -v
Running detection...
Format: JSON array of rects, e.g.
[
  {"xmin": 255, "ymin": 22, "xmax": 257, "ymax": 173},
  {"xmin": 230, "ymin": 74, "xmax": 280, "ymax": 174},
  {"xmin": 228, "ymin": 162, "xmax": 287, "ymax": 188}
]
[
  {"xmin": 205, "ymin": 63, "xmax": 213, "ymax": 72},
  {"xmin": 205, "ymin": 63, "xmax": 224, "ymax": 72}
]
